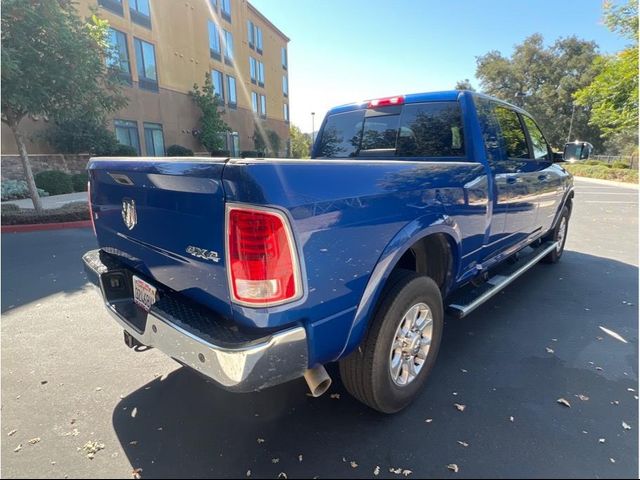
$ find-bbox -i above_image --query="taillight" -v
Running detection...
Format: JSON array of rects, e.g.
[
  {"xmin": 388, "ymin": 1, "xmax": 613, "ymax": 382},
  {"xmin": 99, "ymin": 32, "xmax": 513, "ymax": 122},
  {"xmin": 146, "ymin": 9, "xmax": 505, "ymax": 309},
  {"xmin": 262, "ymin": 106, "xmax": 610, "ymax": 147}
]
[
  {"xmin": 226, "ymin": 205, "xmax": 302, "ymax": 306},
  {"xmin": 88, "ymin": 180, "xmax": 96, "ymax": 235},
  {"xmin": 368, "ymin": 95, "xmax": 404, "ymax": 108}
]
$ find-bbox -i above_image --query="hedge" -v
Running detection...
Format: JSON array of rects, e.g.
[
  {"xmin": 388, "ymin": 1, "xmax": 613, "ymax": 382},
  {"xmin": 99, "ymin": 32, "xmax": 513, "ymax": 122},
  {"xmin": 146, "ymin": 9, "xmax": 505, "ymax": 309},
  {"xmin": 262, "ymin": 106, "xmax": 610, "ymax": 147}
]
[{"xmin": 34, "ymin": 170, "xmax": 74, "ymax": 196}]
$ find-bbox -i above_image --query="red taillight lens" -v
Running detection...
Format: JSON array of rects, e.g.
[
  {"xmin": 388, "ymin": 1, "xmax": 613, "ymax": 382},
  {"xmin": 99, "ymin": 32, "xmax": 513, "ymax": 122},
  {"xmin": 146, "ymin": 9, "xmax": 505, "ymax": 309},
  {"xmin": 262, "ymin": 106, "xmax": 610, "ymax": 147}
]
[
  {"xmin": 227, "ymin": 206, "xmax": 301, "ymax": 306},
  {"xmin": 88, "ymin": 180, "xmax": 96, "ymax": 235},
  {"xmin": 368, "ymin": 96, "xmax": 404, "ymax": 108}
]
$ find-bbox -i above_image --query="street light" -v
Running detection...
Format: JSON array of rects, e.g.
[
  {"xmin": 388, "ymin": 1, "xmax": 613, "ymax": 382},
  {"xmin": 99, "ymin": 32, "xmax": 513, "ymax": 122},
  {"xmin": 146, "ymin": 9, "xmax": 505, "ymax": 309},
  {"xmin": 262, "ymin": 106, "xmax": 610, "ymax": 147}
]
[{"xmin": 311, "ymin": 112, "xmax": 315, "ymax": 143}]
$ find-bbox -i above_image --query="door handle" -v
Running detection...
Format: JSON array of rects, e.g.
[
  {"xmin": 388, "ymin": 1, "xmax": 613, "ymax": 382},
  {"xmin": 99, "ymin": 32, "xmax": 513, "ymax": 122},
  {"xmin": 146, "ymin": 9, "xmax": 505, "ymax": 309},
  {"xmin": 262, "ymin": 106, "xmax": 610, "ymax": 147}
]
[
  {"xmin": 506, "ymin": 176, "xmax": 518, "ymax": 184},
  {"xmin": 538, "ymin": 174, "xmax": 548, "ymax": 181}
]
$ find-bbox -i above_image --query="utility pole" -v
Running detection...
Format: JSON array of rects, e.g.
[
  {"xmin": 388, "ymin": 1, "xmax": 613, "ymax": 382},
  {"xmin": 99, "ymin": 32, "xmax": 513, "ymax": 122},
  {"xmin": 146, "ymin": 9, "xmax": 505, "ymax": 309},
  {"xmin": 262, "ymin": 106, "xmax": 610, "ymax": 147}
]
[
  {"xmin": 311, "ymin": 112, "xmax": 315, "ymax": 143},
  {"xmin": 567, "ymin": 103, "xmax": 576, "ymax": 143}
]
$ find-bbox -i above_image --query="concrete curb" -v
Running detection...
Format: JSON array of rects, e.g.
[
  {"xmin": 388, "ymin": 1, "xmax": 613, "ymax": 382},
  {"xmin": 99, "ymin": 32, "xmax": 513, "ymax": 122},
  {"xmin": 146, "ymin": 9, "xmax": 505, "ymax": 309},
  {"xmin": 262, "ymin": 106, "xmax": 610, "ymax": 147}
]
[
  {"xmin": 574, "ymin": 176, "xmax": 639, "ymax": 189},
  {"xmin": 1, "ymin": 220, "xmax": 92, "ymax": 234}
]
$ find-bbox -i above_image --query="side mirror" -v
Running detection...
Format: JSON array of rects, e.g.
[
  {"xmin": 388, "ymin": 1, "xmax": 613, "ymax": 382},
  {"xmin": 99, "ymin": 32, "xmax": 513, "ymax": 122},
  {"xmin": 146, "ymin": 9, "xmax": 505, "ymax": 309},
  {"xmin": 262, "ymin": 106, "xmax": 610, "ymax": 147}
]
[
  {"xmin": 563, "ymin": 141, "xmax": 593, "ymax": 163},
  {"xmin": 553, "ymin": 151, "xmax": 564, "ymax": 163}
]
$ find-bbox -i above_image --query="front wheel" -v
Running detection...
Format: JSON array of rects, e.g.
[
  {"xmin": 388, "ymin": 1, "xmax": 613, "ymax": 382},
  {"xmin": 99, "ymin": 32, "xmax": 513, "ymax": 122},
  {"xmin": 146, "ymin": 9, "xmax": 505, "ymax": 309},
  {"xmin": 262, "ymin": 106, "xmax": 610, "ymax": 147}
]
[
  {"xmin": 542, "ymin": 206, "xmax": 570, "ymax": 264},
  {"xmin": 339, "ymin": 270, "xmax": 443, "ymax": 413}
]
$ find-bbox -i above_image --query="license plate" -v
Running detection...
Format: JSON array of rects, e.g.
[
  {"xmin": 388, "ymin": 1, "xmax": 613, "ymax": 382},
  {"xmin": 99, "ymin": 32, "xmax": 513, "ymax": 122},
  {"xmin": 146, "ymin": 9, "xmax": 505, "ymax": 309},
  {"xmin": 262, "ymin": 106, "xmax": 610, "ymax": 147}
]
[{"xmin": 132, "ymin": 275, "xmax": 157, "ymax": 312}]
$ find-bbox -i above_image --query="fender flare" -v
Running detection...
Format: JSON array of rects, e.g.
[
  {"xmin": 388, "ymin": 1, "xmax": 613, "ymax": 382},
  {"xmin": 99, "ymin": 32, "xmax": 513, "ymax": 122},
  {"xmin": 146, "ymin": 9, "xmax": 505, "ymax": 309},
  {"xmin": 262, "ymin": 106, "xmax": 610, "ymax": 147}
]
[{"xmin": 335, "ymin": 213, "xmax": 462, "ymax": 360}]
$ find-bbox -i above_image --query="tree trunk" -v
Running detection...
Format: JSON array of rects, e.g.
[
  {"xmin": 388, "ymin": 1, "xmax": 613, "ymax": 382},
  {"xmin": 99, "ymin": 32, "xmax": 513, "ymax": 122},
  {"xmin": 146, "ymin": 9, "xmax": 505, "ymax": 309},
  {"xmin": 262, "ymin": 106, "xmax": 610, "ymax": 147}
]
[{"xmin": 6, "ymin": 115, "xmax": 44, "ymax": 214}]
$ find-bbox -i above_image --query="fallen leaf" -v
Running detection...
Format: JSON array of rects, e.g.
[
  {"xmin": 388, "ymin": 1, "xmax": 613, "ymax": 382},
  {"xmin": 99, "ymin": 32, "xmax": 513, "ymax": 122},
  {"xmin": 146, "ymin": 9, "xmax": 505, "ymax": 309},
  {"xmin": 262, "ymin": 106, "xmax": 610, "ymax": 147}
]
[
  {"xmin": 350, "ymin": 461, "xmax": 358, "ymax": 468},
  {"xmin": 132, "ymin": 468, "xmax": 142, "ymax": 479},
  {"xmin": 454, "ymin": 403, "xmax": 466, "ymax": 412},
  {"xmin": 81, "ymin": 441, "xmax": 105, "ymax": 459},
  {"xmin": 14, "ymin": 444, "xmax": 22, "ymax": 453},
  {"xmin": 611, "ymin": 401, "xmax": 620, "ymax": 405},
  {"xmin": 389, "ymin": 468, "xmax": 402, "ymax": 474},
  {"xmin": 277, "ymin": 474, "xmax": 287, "ymax": 480},
  {"xmin": 546, "ymin": 347, "xmax": 554, "ymax": 354},
  {"xmin": 557, "ymin": 398, "xmax": 571, "ymax": 408},
  {"xmin": 627, "ymin": 388, "xmax": 636, "ymax": 393},
  {"xmin": 374, "ymin": 466, "xmax": 380, "ymax": 476},
  {"xmin": 271, "ymin": 458, "xmax": 280, "ymax": 464},
  {"xmin": 129, "ymin": 441, "xmax": 138, "ymax": 445},
  {"xmin": 575, "ymin": 394, "xmax": 589, "ymax": 401},
  {"xmin": 599, "ymin": 438, "xmax": 606, "ymax": 444},
  {"xmin": 330, "ymin": 394, "xmax": 340, "ymax": 400},
  {"xmin": 457, "ymin": 441, "xmax": 469, "ymax": 447},
  {"xmin": 447, "ymin": 464, "xmax": 459, "ymax": 473},
  {"xmin": 402, "ymin": 470, "xmax": 412, "ymax": 477},
  {"xmin": 509, "ymin": 416, "xmax": 515, "ymax": 422},
  {"xmin": 610, "ymin": 458, "xmax": 616, "ymax": 464},
  {"xmin": 95, "ymin": 387, "xmax": 102, "ymax": 392},
  {"xmin": 246, "ymin": 470, "xmax": 251, "ymax": 478},
  {"xmin": 298, "ymin": 454, "xmax": 303, "ymax": 462},
  {"xmin": 256, "ymin": 438, "xmax": 265, "ymax": 444},
  {"xmin": 425, "ymin": 418, "xmax": 433, "ymax": 423},
  {"xmin": 40, "ymin": 380, "xmax": 48, "ymax": 385},
  {"xmin": 7, "ymin": 430, "xmax": 17, "ymax": 437},
  {"xmin": 28, "ymin": 437, "xmax": 41, "ymax": 445},
  {"xmin": 595, "ymin": 366, "xmax": 603, "ymax": 371},
  {"xmin": 461, "ymin": 369, "xmax": 468, "ymax": 373},
  {"xmin": 622, "ymin": 421, "xmax": 631, "ymax": 430}
]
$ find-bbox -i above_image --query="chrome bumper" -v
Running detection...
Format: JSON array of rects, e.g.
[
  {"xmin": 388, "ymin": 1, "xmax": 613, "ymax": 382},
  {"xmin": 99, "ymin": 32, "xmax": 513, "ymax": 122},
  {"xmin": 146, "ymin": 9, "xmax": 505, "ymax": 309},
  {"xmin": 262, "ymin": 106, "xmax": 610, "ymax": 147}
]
[{"xmin": 82, "ymin": 249, "xmax": 308, "ymax": 392}]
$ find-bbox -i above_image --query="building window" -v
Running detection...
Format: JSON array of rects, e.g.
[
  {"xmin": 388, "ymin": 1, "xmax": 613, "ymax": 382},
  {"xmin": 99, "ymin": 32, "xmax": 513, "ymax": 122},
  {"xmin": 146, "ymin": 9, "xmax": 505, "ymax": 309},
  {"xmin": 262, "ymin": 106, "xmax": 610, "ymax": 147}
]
[
  {"xmin": 260, "ymin": 94, "xmax": 267, "ymax": 118},
  {"xmin": 282, "ymin": 75, "xmax": 288, "ymax": 97},
  {"xmin": 223, "ymin": 30, "xmax": 234, "ymax": 64},
  {"xmin": 98, "ymin": 0, "xmax": 123, "ymax": 16},
  {"xmin": 134, "ymin": 38, "xmax": 158, "ymax": 91},
  {"xmin": 144, "ymin": 123, "xmax": 165, "ymax": 156},
  {"xmin": 208, "ymin": 21, "xmax": 221, "ymax": 61},
  {"xmin": 283, "ymin": 103, "xmax": 289, "ymax": 123},
  {"xmin": 281, "ymin": 47, "xmax": 288, "ymax": 69},
  {"xmin": 130, "ymin": 0, "xmax": 151, "ymax": 28},
  {"xmin": 251, "ymin": 92, "xmax": 258, "ymax": 114},
  {"xmin": 257, "ymin": 61, "xmax": 265, "ymax": 87},
  {"xmin": 247, "ymin": 20, "xmax": 255, "ymax": 49},
  {"xmin": 250, "ymin": 57, "xmax": 257, "ymax": 84},
  {"xmin": 212, "ymin": 69, "xmax": 224, "ymax": 101},
  {"xmin": 114, "ymin": 120, "xmax": 140, "ymax": 154},
  {"xmin": 256, "ymin": 27, "xmax": 263, "ymax": 53},
  {"xmin": 210, "ymin": 0, "xmax": 218, "ymax": 10},
  {"xmin": 221, "ymin": 0, "xmax": 231, "ymax": 21},
  {"xmin": 107, "ymin": 28, "xmax": 131, "ymax": 84},
  {"xmin": 227, "ymin": 75, "xmax": 237, "ymax": 107}
]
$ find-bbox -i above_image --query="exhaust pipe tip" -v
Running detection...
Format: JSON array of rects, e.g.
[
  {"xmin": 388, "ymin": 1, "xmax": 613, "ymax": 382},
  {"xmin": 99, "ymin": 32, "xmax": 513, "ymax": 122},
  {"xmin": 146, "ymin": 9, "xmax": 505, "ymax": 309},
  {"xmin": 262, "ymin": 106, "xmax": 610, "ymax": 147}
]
[{"xmin": 303, "ymin": 365, "xmax": 332, "ymax": 397}]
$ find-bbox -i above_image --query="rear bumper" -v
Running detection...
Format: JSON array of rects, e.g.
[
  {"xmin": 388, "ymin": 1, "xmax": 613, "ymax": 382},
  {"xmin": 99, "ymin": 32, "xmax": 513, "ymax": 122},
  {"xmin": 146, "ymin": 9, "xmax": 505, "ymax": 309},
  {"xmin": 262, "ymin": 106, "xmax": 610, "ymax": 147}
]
[{"xmin": 82, "ymin": 249, "xmax": 309, "ymax": 392}]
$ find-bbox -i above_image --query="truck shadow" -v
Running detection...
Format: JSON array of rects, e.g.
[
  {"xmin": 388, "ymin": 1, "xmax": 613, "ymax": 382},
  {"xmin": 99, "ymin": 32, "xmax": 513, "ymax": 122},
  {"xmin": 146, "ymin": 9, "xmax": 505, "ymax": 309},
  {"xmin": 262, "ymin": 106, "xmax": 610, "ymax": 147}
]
[{"xmin": 112, "ymin": 250, "xmax": 638, "ymax": 478}]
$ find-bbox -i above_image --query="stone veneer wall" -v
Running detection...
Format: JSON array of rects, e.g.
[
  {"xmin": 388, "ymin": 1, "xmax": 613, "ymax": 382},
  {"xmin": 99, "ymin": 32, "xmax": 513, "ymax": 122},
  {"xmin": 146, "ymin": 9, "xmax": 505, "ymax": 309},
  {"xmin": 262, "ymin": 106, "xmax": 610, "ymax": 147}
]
[{"xmin": 1, "ymin": 154, "xmax": 91, "ymax": 181}]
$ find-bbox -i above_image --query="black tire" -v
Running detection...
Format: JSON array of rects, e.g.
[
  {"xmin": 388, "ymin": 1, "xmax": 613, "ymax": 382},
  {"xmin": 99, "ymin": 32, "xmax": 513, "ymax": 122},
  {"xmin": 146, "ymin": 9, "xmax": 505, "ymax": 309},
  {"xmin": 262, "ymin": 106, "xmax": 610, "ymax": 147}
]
[
  {"xmin": 541, "ymin": 206, "xmax": 570, "ymax": 264},
  {"xmin": 339, "ymin": 269, "xmax": 444, "ymax": 414}
]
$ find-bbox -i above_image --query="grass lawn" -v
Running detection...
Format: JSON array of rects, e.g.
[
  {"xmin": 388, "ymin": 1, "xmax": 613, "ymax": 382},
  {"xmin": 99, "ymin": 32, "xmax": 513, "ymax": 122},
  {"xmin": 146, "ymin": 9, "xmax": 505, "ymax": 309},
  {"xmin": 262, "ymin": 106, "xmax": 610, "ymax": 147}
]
[{"xmin": 564, "ymin": 163, "xmax": 638, "ymax": 184}]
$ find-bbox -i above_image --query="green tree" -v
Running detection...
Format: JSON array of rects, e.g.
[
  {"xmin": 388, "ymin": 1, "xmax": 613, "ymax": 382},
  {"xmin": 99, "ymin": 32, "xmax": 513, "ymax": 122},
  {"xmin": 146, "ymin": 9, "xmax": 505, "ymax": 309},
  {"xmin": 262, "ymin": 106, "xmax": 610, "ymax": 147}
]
[
  {"xmin": 252, "ymin": 124, "xmax": 267, "ymax": 155},
  {"xmin": 1, "ymin": 0, "xmax": 127, "ymax": 212},
  {"xmin": 290, "ymin": 125, "xmax": 311, "ymax": 158},
  {"xmin": 44, "ymin": 114, "xmax": 119, "ymax": 155},
  {"xmin": 267, "ymin": 130, "xmax": 281, "ymax": 157},
  {"xmin": 454, "ymin": 79, "xmax": 476, "ymax": 91},
  {"xmin": 190, "ymin": 73, "xmax": 230, "ymax": 154},
  {"xmin": 475, "ymin": 34, "xmax": 603, "ymax": 150},
  {"xmin": 574, "ymin": 1, "xmax": 638, "ymax": 154}
]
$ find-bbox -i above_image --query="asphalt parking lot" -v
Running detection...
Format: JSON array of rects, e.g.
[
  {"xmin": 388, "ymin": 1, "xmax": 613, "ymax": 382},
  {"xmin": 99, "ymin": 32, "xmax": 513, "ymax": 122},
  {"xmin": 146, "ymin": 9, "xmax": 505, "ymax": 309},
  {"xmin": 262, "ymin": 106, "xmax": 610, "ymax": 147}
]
[{"xmin": 2, "ymin": 178, "xmax": 638, "ymax": 479}]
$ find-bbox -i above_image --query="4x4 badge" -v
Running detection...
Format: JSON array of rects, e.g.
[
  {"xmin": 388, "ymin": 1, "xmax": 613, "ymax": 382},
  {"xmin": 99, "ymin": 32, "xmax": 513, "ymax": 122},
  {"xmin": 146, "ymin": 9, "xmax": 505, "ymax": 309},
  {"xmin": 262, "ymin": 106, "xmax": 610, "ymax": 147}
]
[{"xmin": 186, "ymin": 246, "xmax": 220, "ymax": 262}]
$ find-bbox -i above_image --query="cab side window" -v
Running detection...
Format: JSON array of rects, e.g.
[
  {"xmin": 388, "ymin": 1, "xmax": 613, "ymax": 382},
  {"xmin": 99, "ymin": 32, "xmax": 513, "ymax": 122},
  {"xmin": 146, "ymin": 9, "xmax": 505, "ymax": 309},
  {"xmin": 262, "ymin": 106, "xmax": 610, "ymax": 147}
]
[
  {"xmin": 522, "ymin": 115, "xmax": 551, "ymax": 161},
  {"xmin": 494, "ymin": 107, "xmax": 529, "ymax": 159}
]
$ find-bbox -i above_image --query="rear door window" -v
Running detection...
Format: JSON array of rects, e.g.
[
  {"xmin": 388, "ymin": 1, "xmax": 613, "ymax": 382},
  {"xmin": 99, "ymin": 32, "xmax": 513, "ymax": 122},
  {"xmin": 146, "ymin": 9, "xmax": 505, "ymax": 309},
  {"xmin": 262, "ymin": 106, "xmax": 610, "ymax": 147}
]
[
  {"xmin": 494, "ymin": 106, "xmax": 529, "ymax": 159},
  {"xmin": 522, "ymin": 115, "xmax": 551, "ymax": 160},
  {"xmin": 316, "ymin": 110, "xmax": 365, "ymax": 158}
]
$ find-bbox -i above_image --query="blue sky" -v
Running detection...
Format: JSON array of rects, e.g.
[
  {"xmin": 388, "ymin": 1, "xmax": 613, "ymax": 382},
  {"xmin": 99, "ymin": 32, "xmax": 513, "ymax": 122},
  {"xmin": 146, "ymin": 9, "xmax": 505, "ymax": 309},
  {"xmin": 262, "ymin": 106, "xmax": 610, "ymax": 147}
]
[{"xmin": 251, "ymin": 0, "xmax": 629, "ymax": 133}]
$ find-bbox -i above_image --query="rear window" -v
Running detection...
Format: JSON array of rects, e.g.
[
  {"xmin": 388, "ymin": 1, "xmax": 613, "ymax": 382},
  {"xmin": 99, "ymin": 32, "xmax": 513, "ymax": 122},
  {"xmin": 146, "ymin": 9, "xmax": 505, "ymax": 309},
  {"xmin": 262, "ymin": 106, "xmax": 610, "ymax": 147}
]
[{"xmin": 315, "ymin": 101, "xmax": 465, "ymax": 159}]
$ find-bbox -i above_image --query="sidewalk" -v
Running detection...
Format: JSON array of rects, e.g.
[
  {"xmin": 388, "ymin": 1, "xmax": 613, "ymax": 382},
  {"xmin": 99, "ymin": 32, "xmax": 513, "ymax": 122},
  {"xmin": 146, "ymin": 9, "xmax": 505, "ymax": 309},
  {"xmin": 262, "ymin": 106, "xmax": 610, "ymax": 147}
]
[
  {"xmin": 2, "ymin": 192, "xmax": 87, "ymax": 210},
  {"xmin": 574, "ymin": 175, "xmax": 639, "ymax": 189}
]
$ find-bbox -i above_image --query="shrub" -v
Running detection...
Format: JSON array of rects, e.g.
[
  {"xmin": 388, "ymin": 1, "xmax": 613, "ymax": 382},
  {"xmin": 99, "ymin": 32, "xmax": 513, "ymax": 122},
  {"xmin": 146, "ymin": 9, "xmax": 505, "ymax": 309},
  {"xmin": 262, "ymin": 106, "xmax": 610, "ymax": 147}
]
[
  {"xmin": 2, "ymin": 203, "xmax": 20, "ymax": 212},
  {"xmin": 583, "ymin": 160, "xmax": 608, "ymax": 166},
  {"xmin": 240, "ymin": 150, "xmax": 262, "ymax": 158},
  {"xmin": 611, "ymin": 161, "xmax": 630, "ymax": 169},
  {"xmin": 210, "ymin": 149, "xmax": 230, "ymax": 157},
  {"xmin": 1, "ymin": 202, "xmax": 89, "ymax": 225},
  {"xmin": 166, "ymin": 144, "xmax": 194, "ymax": 156},
  {"xmin": 110, "ymin": 144, "xmax": 139, "ymax": 156},
  {"xmin": 34, "ymin": 170, "xmax": 74, "ymax": 196},
  {"xmin": 1, "ymin": 179, "xmax": 49, "ymax": 201},
  {"xmin": 71, "ymin": 172, "xmax": 88, "ymax": 192}
]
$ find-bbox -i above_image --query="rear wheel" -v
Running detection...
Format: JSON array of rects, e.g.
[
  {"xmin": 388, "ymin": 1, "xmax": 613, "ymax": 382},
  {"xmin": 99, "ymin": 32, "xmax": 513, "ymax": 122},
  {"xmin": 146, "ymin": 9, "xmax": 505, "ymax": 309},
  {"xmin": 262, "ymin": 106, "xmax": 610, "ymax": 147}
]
[
  {"xmin": 339, "ymin": 270, "xmax": 443, "ymax": 413},
  {"xmin": 542, "ymin": 206, "xmax": 570, "ymax": 264}
]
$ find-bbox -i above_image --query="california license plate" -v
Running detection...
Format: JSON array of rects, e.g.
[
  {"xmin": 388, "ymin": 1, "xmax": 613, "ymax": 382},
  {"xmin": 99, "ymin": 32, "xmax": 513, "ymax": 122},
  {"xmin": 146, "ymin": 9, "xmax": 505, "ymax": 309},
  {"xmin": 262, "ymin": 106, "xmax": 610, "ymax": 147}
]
[{"xmin": 132, "ymin": 275, "xmax": 157, "ymax": 312}]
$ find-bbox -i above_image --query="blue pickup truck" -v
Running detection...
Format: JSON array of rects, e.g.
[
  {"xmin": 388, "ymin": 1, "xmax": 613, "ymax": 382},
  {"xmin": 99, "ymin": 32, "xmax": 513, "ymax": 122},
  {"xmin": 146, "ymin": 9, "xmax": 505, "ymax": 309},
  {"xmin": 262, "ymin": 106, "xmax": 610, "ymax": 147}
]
[{"xmin": 84, "ymin": 90, "xmax": 585, "ymax": 413}]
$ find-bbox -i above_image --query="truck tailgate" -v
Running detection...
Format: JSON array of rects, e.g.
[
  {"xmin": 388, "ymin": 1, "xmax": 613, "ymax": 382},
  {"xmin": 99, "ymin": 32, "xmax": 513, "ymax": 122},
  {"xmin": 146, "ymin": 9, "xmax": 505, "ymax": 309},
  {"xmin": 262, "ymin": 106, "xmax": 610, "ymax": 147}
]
[{"xmin": 88, "ymin": 158, "xmax": 231, "ymax": 318}]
